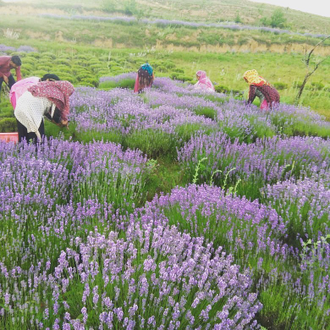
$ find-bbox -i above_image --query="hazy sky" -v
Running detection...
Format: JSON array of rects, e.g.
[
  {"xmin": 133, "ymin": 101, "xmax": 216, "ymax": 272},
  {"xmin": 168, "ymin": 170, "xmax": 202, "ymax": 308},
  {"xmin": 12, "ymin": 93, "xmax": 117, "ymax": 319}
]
[{"xmin": 251, "ymin": 0, "xmax": 330, "ymax": 18}]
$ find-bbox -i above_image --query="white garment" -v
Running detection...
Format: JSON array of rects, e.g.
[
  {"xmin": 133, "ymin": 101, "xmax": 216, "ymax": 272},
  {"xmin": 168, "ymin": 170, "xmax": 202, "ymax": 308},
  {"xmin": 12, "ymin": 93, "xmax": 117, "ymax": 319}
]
[
  {"xmin": 14, "ymin": 91, "xmax": 52, "ymax": 141},
  {"xmin": 194, "ymin": 82, "xmax": 215, "ymax": 92}
]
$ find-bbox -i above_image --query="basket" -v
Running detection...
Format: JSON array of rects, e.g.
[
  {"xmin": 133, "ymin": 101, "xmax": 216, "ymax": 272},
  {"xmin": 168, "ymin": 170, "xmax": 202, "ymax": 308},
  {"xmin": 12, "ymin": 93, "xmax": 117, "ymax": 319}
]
[{"xmin": 0, "ymin": 132, "xmax": 19, "ymax": 143}]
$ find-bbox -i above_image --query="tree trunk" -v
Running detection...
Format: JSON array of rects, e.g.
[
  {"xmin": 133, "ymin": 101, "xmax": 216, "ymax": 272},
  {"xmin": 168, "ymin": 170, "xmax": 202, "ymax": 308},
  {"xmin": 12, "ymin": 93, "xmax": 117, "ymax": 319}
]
[{"xmin": 295, "ymin": 73, "xmax": 311, "ymax": 104}]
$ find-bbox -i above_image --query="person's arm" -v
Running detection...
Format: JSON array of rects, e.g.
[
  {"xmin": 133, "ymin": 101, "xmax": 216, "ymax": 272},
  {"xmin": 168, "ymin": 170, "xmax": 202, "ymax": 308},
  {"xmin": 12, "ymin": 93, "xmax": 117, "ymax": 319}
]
[
  {"xmin": 60, "ymin": 119, "xmax": 68, "ymax": 127},
  {"xmin": 52, "ymin": 106, "xmax": 69, "ymax": 127},
  {"xmin": 45, "ymin": 104, "xmax": 61, "ymax": 124},
  {"xmin": 247, "ymin": 85, "xmax": 257, "ymax": 104},
  {"xmin": 15, "ymin": 66, "xmax": 22, "ymax": 81}
]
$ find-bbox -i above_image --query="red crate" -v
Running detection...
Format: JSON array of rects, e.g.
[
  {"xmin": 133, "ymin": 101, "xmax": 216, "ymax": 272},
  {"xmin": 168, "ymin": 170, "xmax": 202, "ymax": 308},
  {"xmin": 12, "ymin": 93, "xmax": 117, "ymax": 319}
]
[{"xmin": 0, "ymin": 132, "xmax": 19, "ymax": 143}]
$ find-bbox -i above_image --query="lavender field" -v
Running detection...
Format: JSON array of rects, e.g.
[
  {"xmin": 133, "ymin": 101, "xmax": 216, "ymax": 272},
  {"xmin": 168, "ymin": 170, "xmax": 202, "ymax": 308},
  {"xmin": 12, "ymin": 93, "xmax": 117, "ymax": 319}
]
[{"xmin": 1, "ymin": 75, "xmax": 330, "ymax": 329}]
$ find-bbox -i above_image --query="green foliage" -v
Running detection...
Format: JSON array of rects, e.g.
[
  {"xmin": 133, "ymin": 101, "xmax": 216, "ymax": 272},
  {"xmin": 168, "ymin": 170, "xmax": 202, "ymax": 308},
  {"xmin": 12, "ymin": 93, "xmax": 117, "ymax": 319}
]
[
  {"xmin": 123, "ymin": 0, "xmax": 138, "ymax": 16},
  {"xmin": 273, "ymin": 82, "xmax": 288, "ymax": 90},
  {"xmin": 270, "ymin": 112, "xmax": 330, "ymax": 138},
  {"xmin": 194, "ymin": 106, "xmax": 217, "ymax": 120},
  {"xmin": 102, "ymin": 0, "xmax": 117, "ymax": 13},
  {"xmin": 99, "ymin": 78, "xmax": 135, "ymax": 90},
  {"xmin": 175, "ymin": 123, "xmax": 214, "ymax": 143},
  {"xmin": 309, "ymin": 81, "xmax": 325, "ymax": 91},
  {"xmin": 54, "ymin": 58, "xmax": 71, "ymax": 66},
  {"xmin": 235, "ymin": 12, "xmax": 242, "ymax": 24},
  {"xmin": 124, "ymin": 129, "xmax": 177, "ymax": 159},
  {"xmin": 44, "ymin": 121, "xmax": 75, "ymax": 140},
  {"xmin": 41, "ymin": 52, "xmax": 57, "ymax": 60},
  {"xmin": 293, "ymin": 81, "xmax": 303, "ymax": 89},
  {"xmin": 260, "ymin": 9, "xmax": 287, "ymax": 28},
  {"xmin": 219, "ymin": 115, "xmax": 276, "ymax": 144},
  {"xmin": 170, "ymin": 72, "xmax": 191, "ymax": 82},
  {"xmin": 102, "ymin": 0, "xmax": 142, "ymax": 17},
  {"xmin": 80, "ymin": 130, "xmax": 123, "ymax": 144},
  {"xmin": 0, "ymin": 97, "xmax": 13, "ymax": 118},
  {"xmin": 143, "ymin": 159, "xmax": 184, "ymax": 198},
  {"xmin": 215, "ymin": 85, "xmax": 230, "ymax": 93},
  {"xmin": 0, "ymin": 109, "xmax": 13, "ymax": 119},
  {"xmin": 0, "ymin": 118, "xmax": 17, "ymax": 132}
]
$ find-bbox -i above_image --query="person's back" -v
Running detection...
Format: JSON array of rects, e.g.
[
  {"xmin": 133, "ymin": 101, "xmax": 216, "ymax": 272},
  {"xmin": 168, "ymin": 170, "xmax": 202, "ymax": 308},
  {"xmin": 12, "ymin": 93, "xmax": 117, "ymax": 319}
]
[
  {"xmin": 10, "ymin": 77, "xmax": 40, "ymax": 109},
  {"xmin": 10, "ymin": 74, "xmax": 60, "ymax": 109},
  {"xmin": 134, "ymin": 63, "xmax": 154, "ymax": 93},
  {"xmin": 251, "ymin": 83, "xmax": 280, "ymax": 109}
]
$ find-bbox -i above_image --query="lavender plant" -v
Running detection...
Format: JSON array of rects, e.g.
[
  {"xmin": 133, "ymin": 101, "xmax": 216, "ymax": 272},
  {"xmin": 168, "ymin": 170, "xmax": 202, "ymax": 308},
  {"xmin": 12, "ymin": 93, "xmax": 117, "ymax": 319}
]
[
  {"xmin": 1, "ymin": 73, "xmax": 330, "ymax": 330},
  {"xmin": 178, "ymin": 132, "xmax": 330, "ymax": 200},
  {"xmin": 262, "ymin": 172, "xmax": 330, "ymax": 244},
  {"xmin": 0, "ymin": 225, "xmax": 262, "ymax": 329}
]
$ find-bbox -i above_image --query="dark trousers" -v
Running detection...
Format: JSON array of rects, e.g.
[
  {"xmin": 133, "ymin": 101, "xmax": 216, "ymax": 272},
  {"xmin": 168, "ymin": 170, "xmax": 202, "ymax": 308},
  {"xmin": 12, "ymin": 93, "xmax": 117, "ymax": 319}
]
[
  {"xmin": 17, "ymin": 119, "xmax": 45, "ymax": 144},
  {"xmin": 0, "ymin": 74, "xmax": 16, "ymax": 99}
]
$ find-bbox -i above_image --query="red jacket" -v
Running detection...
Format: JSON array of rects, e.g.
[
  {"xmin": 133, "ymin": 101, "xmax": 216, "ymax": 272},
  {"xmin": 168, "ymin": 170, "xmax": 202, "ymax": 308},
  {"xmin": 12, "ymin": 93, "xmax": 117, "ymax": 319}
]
[
  {"xmin": 248, "ymin": 84, "xmax": 280, "ymax": 106},
  {"xmin": 0, "ymin": 56, "xmax": 22, "ymax": 80}
]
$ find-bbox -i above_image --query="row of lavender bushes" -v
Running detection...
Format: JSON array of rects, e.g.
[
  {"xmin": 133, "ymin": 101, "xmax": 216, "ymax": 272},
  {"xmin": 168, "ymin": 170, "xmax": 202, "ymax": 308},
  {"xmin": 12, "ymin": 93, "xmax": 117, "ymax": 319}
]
[
  {"xmin": 0, "ymin": 139, "xmax": 262, "ymax": 329},
  {"xmin": 1, "ymin": 75, "xmax": 329, "ymax": 329}
]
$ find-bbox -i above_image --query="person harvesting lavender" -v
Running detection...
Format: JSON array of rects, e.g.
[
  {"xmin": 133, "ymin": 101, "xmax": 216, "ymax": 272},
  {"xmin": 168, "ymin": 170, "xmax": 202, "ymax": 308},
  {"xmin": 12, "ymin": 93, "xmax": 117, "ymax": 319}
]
[
  {"xmin": 194, "ymin": 70, "xmax": 215, "ymax": 92},
  {"xmin": 10, "ymin": 73, "xmax": 60, "ymax": 109},
  {"xmin": 0, "ymin": 55, "xmax": 22, "ymax": 100},
  {"xmin": 14, "ymin": 80, "xmax": 74, "ymax": 143},
  {"xmin": 134, "ymin": 62, "xmax": 154, "ymax": 93},
  {"xmin": 243, "ymin": 69, "xmax": 280, "ymax": 110}
]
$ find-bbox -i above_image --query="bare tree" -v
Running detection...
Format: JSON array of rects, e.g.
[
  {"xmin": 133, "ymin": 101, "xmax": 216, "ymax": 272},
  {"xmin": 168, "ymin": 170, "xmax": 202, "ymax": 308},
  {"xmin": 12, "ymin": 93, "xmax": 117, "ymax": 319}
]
[{"xmin": 295, "ymin": 36, "xmax": 330, "ymax": 104}]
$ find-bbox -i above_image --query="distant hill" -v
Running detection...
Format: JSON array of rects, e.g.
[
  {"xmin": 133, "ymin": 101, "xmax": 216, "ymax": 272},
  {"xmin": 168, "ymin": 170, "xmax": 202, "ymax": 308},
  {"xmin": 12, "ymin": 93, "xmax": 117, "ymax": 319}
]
[
  {"xmin": 1, "ymin": 0, "xmax": 329, "ymax": 55},
  {"xmin": 4, "ymin": 0, "xmax": 329, "ymax": 35}
]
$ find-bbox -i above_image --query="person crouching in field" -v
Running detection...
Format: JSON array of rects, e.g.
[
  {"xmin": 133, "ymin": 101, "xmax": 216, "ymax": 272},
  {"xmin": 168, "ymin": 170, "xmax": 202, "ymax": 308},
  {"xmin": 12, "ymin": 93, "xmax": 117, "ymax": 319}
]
[
  {"xmin": 14, "ymin": 80, "xmax": 74, "ymax": 144},
  {"xmin": 194, "ymin": 70, "xmax": 215, "ymax": 92},
  {"xmin": 0, "ymin": 55, "xmax": 22, "ymax": 100},
  {"xmin": 134, "ymin": 63, "xmax": 154, "ymax": 93},
  {"xmin": 243, "ymin": 69, "xmax": 280, "ymax": 110}
]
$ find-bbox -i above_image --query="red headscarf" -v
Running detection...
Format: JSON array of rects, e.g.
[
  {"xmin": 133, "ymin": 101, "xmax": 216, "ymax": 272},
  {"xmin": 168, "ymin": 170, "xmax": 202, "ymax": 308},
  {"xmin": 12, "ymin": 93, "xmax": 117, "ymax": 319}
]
[{"xmin": 28, "ymin": 81, "xmax": 75, "ymax": 121}]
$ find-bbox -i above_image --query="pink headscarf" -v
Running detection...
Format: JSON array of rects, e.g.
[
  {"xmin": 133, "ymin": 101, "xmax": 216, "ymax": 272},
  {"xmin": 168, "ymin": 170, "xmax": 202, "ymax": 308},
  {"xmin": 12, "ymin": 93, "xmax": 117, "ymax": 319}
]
[
  {"xmin": 10, "ymin": 77, "xmax": 40, "ymax": 109},
  {"xmin": 28, "ymin": 81, "xmax": 75, "ymax": 121},
  {"xmin": 195, "ymin": 70, "xmax": 215, "ymax": 92}
]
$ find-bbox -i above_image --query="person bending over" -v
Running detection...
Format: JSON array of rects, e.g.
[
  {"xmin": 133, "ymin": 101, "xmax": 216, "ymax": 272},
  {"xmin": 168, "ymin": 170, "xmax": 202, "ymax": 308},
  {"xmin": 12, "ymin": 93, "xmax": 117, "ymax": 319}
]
[
  {"xmin": 243, "ymin": 69, "xmax": 280, "ymax": 110},
  {"xmin": 134, "ymin": 63, "xmax": 154, "ymax": 93},
  {"xmin": 14, "ymin": 80, "xmax": 74, "ymax": 144}
]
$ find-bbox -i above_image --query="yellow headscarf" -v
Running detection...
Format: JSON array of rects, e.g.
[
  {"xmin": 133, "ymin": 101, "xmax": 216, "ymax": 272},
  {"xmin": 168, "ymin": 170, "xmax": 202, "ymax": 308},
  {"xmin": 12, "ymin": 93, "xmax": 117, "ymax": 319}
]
[{"xmin": 243, "ymin": 69, "xmax": 269, "ymax": 86}]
